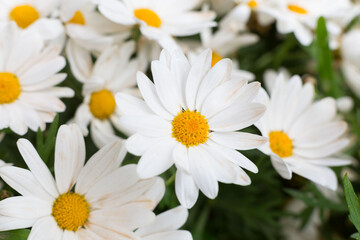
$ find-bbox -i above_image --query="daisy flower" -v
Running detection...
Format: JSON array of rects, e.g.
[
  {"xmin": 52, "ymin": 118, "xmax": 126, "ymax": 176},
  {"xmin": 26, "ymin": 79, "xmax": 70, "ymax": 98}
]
[
  {"xmin": 0, "ymin": 0, "xmax": 63, "ymax": 40},
  {"xmin": 232, "ymin": 0, "xmax": 276, "ymax": 26},
  {"xmin": 0, "ymin": 23, "xmax": 73, "ymax": 135},
  {"xmin": 60, "ymin": 1, "xmax": 131, "ymax": 53},
  {"xmin": 255, "ymin": 73, "xmax": 351, "ymax": 190},
  {"xmin": 116, "ymin": 49, "xmax": 267, "ymax": 208},
  {"xmin": 183, "ymin": 5, "xmax": 258, "ymax": 82},
  {"xmin": 341, "ymin": 28, "xmax": 360, "ymax": 98},
  {"xmin": 0, "ymin": 124, "xmax": 165, "ymax": 239},
  {"xmin": 98, "ymin": 0, "xmax": 216, "ymax": 50},
  {"xmin": 70, "ymin": 42, "xmax": 140, "ymax": 148},
  {"xmin": 136, "ymin": 206, "xmax": 192, "ymax": 240}
]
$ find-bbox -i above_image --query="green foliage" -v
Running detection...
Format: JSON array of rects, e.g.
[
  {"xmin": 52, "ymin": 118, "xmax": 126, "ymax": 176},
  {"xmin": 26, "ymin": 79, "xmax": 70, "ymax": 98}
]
[
  {"xmin": 0, "ymin": 229, "xmax": 30, "ymax": 240},
  {"xmin": 343, "ymin": 174, "xmax": 360, "ymax": 235},
  {"xmin": 36, "ymin": 114, "xmax": 59, "ymax": 164}
]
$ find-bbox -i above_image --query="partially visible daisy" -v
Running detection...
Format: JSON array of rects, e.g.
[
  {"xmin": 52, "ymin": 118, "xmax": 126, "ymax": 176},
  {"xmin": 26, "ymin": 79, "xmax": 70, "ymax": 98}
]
[
  {"xmin": 0, "ymin": 124, "xmax": 165, "ymax": 238},
  {"xmin": 136, "ymin": 206, "xmax": 192, "ymax": 240},
  {"xmin": 116, "ymin": 49, "xmax": 267, "ymax": 208},
  {"xmin": 70, "ymin": 42, "xmax": 140, "ymax": 148},
  {"xmin": 60, "ymin": 1, "xmax": 131, "ymax": 53},
  {"xmin": 98, "ymin": 0, "xmax": 216, "ymax": 50},
  {"xmin": 0, "ymin": 23, "xmax": 73, "ymax": 135},
  {"xmin": 0, "ymin": 0, "xmax": 63, "ymax": 40},
  {"xmin": 255, "ymin": 73, "xmax": 351, "ymax": 190},
  {"xmin": 182, "ymin": 4, "xmax": 258, "ymax": 82},
  {"xmin": 232, "ymin": 0, "xmax": 277, "ymax": 26},
  {"xmin": 341, "ymin": 28, "xmax": 360, "ymax": 98}
]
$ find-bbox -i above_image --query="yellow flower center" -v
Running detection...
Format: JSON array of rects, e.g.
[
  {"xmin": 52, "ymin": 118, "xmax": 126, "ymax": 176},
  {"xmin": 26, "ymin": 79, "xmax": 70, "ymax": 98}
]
[
  {"xmin": 89, "ymin": 89, "xmax": 116, "ymax": 120},
  {"xmin": 288, "ymin": 4, "xmax": 308, "ymax": 14},
  {"xmin": 67, "ymin": 11, "xmax": 86, "ymax": 25},
  {"xmin": 247, "ymin": 0, "xmax": 258, "ymax": 8},
  {"xmin": 134, "ymin": 8, "xmax": 162, "ymax": 28},
  {"xmin": 52, "ymin": 192, "xmax": 90, "ymax": 232},
  {"xmin": 211, "ymin": 52, "xmax": 223, "ymax": 68},
  {"xmin": 0, "ymin": 72, "xmax": 21, "ymax": 104},
  {"xmin": 269, "ymin": 131, "xmax": 293, "ymax": 158},
  {"xmin": 9, "ymin": 5, "xmax": 40, "ymax": 29},
  {"xmin": 172, "ymin": 110, "xmax": 210, "ymax": 148}
]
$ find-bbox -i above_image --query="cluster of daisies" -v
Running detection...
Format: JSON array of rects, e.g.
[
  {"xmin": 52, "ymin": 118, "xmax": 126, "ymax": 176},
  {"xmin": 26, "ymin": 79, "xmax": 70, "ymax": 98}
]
[{"xmin": 0, "ymin": 0, "xmax": 358, "ymax": 238}]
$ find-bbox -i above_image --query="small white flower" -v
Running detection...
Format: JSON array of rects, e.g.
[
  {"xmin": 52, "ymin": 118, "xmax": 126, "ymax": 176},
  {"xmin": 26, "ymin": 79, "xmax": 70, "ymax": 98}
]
[
  {"xmin": 0, "ymin": 23, "xmax": 73, "ymax": 135},
  {"xmin": 98, "ymin": 0, "xmax": 216, "ymax": 50},
  {"xmin": 0, "ymin": 0, "xmax": 63, "ymax": 40},
  {"xmin": 341, "ymin": 28, "xmax": 360, "ymax": 98},
  {"xmin": 255, "ymin": 73, "xmax": 351, "ymax": 190},
  {"xmin": 70, "ymin": 42, "xmax": 139, "ymax": 148},
  {"xmin": 116, "ymin": 49, "xmax": 267, "ymax": 208},
  {"xmin": 136, "ymin": 206, "xmax": 192, "ymax": 240},
  {"xmin": 233, "ymin": 0, "xmax": 276, "ymax": 26},
  {"xmin": 0, "ymin": 124, "xmax": 165, "ymax": 239}
]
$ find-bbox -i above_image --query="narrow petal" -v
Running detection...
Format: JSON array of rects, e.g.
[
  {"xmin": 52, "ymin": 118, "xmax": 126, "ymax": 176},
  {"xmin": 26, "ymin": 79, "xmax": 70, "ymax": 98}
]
[
  {"xmin": 0, "ymin": 196, "xmax": 51, "ymax": 219},
  {"xmin": 28, "ymin": 216, "xmax": 62, "ymax": 240},
  {"xmin": 271, "ymin": 155, "xmax": 292, "ymax": 180},
  {"xmin": 210, "ymin": 132, "xmax": 267, "ymax": 150},
  {"xmin": 17, "ymin": 139, "xmax": 58, "ymax": 197},
  {"xmin": 175, "ymin": 170, "xmax": 199, "ymax": 209}
]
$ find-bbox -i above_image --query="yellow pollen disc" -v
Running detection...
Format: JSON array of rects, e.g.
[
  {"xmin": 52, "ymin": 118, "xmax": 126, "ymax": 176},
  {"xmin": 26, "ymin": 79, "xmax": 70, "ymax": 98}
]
[
  {"xmin": 269, "ymin": 131, "xmax": 293, "ymax": 158},
  {"xmin": 288, "ymin": 4, "xmax": 308, "ymax": 14},
  {"xmin": 89, "ymin": 89, "xmax": 116, "ymax": 120},
  {"xmin": 211, "ymin": 52, "xmax": 223, "ymax": 68},
  {"xmin": 247, "ymin": 0, "xmax": 258, "ymax": 8},
  {"xmin": 52, "ymin": 192, "xmax": 90, "ymax": 232},
  {"xmin": 67, "ymin": 11, "xmax": 86, "ymax": 25},
  {"xmin": 172, "ymin": 110, "xmax": 210, "ymax": 147},
  {"xmin": 0, "ymin": 72, "xmax": 21, "ymax": 104},
  {"xmin": 134, "ymin": 8, "xmax": 162, "ymax": 28},
  {"xmin": 9, "ymin": 5, "xmax": 40, "ymax": 29}
]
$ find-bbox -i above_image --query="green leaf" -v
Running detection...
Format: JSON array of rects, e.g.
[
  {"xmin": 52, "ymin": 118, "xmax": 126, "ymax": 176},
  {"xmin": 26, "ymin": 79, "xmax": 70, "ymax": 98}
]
[
  {"xmin": 0, "ymin": 229, "xmax": 30, "ymax": 240},
  {"xmin": 315, "ymin": 17, "xmax": 338, "ymax": 97},
  {"xmin": 343, "ymin": 174, "xmax": 360, "ymax": 233},
  {"xmin": 36, "ymin": 114, "xmax": 59, "ymax": 164}
]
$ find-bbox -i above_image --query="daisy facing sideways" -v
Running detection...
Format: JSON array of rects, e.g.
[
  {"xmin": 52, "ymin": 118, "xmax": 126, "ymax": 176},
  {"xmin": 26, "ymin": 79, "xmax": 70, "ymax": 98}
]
[
  {"xmin": 98, "ymin": 0, "xmax": 216, "ymax": 50},
  {"xmin": 255, "ymin": 73, "xmax": 351, "ymax": 190},
  {"xmin": 69, "ymin": 41, "xmax": 139, "ymax": 148},
  {"xmin": 0, "ymin": 124, "xmax": 166, "ymax": 239},
  {"xmin": 0, "ymin": 23, "xmax": 73, "ymax": 135},
  {"xmin": 116, "ymin": 49, "xmax": 267, "ymax": 208}
]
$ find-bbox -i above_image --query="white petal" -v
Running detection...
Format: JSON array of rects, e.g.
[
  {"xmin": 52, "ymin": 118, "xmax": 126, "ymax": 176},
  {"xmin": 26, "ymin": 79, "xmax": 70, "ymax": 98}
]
[
  {"xmin": 55, "ymin": 124, "xmax": 85, "ymax": 193},
  {"xmin": 115, "ymin": 93, "xmax": 153, "ymax": 116},
  {"xmin": 137, "ymin": 138, "xmax": 177, "ymax": 178},
  {"xmin": 188, "ymin": 147, "xmax": 218, "ymax": 199},
  {"xmin": 66, "ymin": 40, "xmax": 92, "ymax": 83},
  {"xmin": 210, "ymin": 132, "xmax": 267, "ymax": 150},
  {"xmin": 195, "ymin": 59, "xmax": 232, "ymax": 110},
  {"xmin": 28, "ymin": 216, "xmax": 62, "ymax": 240},
  {"xmin": 16, "ymin": 139, "xmax": 58, "ymax": 197},
  {"xmin": 175, "ymin": 170, "xmax": 199, "ymax": 209},
  {"xmin": 119, "ymin": 115, "xmax": 171, "ymax": 137},
  {"xmin": 142, "ymin": 231, "xmax": 192, "ymax": 240},
  {"xmin": 0, "ymin": 196, "xmax": 51, "ymax": 219},
  {"xmin": 125, "ymin": 133, "xmax": 160, "ymax": 156},
  {"xmin": 137, "ymin": 71, "xmax": 173, "ymax": 120},
  {"xmin": 185, "ymin": 49, "xmax": 212, "ymax": 110},
  {"xmin": 271, "ymin": 155, "xmax": 292, "ymax": 180},
  {"xmin": 173, "ymin": 143, "xmax": 190, "ymax": 173},
  {"xmin": 209, "ymin": 103, "xmax": 266, "ymax": 132},
  {"xmin": 0, "ymin": 166, "xmax": 53, "ymax": 202},
  {"xmin": 75, "ymin": 140, "xmax": 126, "ymax": 195},
  {"xmin": 0, "ymin": 216, "xmax": 36, "ymax": 231},
  {"xmin": 136, "ymin": 206, "xmax": 188, "ymax": 236}
]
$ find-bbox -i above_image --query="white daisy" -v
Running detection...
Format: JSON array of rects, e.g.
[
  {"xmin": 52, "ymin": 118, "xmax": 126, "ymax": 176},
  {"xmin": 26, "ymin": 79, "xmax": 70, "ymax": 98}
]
[
  {"xmin": 183, "ymin": 5, "xmax": 258, "ymax": 82},
  {"xmin": 70, "ymin": 42, "xmax": 140, "ymax": 148},
  {"xmin": 0, "ymin": 0, "xmax": 63, "ymax": 40},
  {"xmin": 136, "ymin": 206, "xmax": 192, "ymax": 240},
  {"xmin": 60, "ymin": 1, "xmax": 131, "ymax": 53},
  {"xmin": 98, "ymin": 0, "xmax": 216, "ymax": 50},
  {"xmin": 232, "ymin": 0, "xmax": 276, "ymax": 26},
  {"xmin": 0, "ymin": 23, "xmax": 73, "ymax": 135},
  {"xmin": 341, "ymin": 28, "xmax": 360, "ymax": 98},
  {"xmin": 255, "ymin": 73, "xmax": 351, "ymax": 190},
  {"xmin": 116, "ymin": 49, "xmax": 267, "ymax": 208},
  {"xmin": 0, "ymin": 124, "xmax": 165, "ymax": 239}
]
